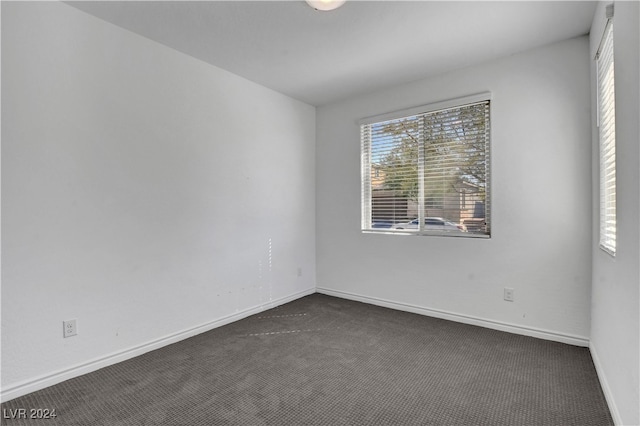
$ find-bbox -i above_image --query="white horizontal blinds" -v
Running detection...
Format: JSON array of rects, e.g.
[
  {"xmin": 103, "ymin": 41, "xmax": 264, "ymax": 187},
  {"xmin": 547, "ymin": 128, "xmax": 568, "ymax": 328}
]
[
  {"xmin": 597, "ymin": 20, "xmax": 616, "ymax": 255},
  {"xmin": 423, "ymin": 101, "xmax": 490, "ymax": 235},
  {"xmin": 361, "ymin": 125, "xmax": 372, "ymax": 229},
  {"xmin": 365, "ymin": 115, "xmax": 421, "ymax": 228},
  {"xmin": 361, "ymin": 97, "xmax": 490, "ymax": 236}
]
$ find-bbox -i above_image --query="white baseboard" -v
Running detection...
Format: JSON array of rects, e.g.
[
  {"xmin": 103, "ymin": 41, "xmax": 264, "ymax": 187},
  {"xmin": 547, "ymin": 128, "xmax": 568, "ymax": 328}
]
[
  {"xmin": 1, "ymin": 288, "xmax": 315, "ymax": 403},
  {"xmin": 589, "ymin": 343, "xmax": 623, "ymax": 425},
  {"xmin": 317, "ymin": 287, "xmax": 590, "ymax": 347},
  {"xmin": 2, "ymin": 287, "xmax": 596, "ymax": 404}
]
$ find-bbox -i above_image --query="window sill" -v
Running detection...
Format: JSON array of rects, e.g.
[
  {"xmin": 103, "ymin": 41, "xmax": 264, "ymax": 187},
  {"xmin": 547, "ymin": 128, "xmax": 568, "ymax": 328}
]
[
  {"xmin": 362, "ymin": 229, "xmax": 490, "ymax": 239},
  {"xmin": 599, "ymin": 244, "xmax": 616, "ymax": 258}
]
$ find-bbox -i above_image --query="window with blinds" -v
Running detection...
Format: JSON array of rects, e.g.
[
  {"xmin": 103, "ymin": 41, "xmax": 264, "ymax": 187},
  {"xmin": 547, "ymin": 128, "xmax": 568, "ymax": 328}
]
[
  {"xmin": 361, "ymin": 95, "xmax": 491, "ymax": 237},
  {"xmin": 596, "ymin": 14, "xmax": 616, "ymax": 256}
]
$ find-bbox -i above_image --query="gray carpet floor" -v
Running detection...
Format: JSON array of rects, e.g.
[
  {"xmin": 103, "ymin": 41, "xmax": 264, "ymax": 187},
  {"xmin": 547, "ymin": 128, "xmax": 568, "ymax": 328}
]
[{"xmin": 2, "ymin": 294, "xmax": 613, "ymax": 425}]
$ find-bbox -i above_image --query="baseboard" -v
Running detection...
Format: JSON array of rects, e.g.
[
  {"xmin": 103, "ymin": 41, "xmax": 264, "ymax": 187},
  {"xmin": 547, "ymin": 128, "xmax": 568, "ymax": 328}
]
[
  {"xmin": 1, "ymin": 287, "xmax": 315, "ymax": 403},
  {"xmin": 589, "ymin": 342, "xmax": 623, "ymax": 425},
  {"xmin": 317, "ymin": 287, "xmax": 590, "ymax": 347}
]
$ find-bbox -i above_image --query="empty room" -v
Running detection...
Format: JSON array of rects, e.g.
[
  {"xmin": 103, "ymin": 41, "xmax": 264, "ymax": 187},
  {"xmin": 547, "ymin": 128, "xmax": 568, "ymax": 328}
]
[{"xmin": 1, "ymin": 1, "xmax": 639, "ymax": 425}]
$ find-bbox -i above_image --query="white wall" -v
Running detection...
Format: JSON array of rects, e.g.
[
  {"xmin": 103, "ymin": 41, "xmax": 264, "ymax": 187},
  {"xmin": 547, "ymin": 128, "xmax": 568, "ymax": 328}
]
[
  {"xmin": 1, "ymin": 2, "xmax": 316, "ymax": 400},
  {"xmin": 316, "ymin": 37, "xmax": 593, "ymax": 345},
  {"xmin": 589, "ymin": 2, "xmax": 640, "ymax": 425}
]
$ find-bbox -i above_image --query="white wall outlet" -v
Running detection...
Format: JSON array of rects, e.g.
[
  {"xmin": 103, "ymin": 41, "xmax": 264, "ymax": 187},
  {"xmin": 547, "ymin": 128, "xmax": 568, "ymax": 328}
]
[
  {"xmin": 63, "ymin": 319, "xmax": 77, "ymax": 338},
  {"xmin": 504, "ymin": 288, "xmax": 515, "ymax": 302},
  {"xmin": 297, "ymin": 267, "xmax": 303, "ymax": 277}
]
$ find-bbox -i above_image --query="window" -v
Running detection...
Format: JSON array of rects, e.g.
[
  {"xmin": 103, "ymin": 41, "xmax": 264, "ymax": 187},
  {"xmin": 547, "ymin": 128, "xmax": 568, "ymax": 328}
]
[
  {"xmin": 361, "ymin": 94, "xmax": 491, "ymax": 237},
  {"xmin": 596, "ymin": 8, "xmax": 616, "ymax": 256}
]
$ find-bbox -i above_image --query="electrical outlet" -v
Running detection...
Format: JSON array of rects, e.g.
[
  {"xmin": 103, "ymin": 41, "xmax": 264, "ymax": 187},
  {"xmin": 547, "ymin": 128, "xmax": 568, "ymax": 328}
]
[
  {"xmin": 63, "ymin": 319, "xmax": 77, "ymax": 338},
  {"xmin": 297, "ymin": 267, "xmax": 303, "ymax": 277},
  {"xmin": 504, "ymin": 288, "xmax": 515, "ymax": 302}
]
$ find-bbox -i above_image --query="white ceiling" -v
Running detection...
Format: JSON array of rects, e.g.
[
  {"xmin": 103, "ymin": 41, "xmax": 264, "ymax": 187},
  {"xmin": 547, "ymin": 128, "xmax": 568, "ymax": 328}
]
[{"xmin": 67, "ymin": 1, "xmax": 597, "ymax": 106}]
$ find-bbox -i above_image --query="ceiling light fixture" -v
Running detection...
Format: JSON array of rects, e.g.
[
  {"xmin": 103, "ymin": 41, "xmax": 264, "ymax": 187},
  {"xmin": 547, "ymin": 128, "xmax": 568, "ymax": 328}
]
[{"xmin": 305, "ymin": 0, "xmax": 346, "ymax": 12}]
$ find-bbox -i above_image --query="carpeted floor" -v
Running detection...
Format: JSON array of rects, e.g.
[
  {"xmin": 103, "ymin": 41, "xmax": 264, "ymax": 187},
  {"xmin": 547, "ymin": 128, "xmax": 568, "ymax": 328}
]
[{"xmin": 1, "ymin": 294, "xmax": 613, "ymax": 425}]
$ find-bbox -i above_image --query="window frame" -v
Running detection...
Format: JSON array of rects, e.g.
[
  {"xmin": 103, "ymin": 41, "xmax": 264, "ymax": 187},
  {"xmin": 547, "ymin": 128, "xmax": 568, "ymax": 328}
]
[
  {"xmin": 360, "ymin": 92, "xmax": 492, "ymax": 239},
  {"xmin": 596, "ymin": 11, "xmax": 616, "ymax": 257}
]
